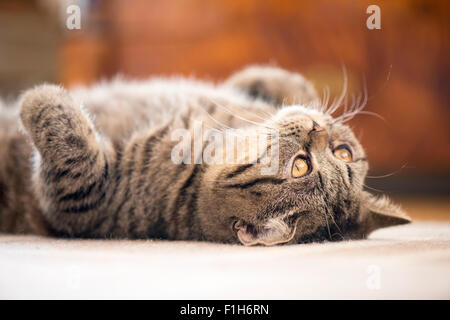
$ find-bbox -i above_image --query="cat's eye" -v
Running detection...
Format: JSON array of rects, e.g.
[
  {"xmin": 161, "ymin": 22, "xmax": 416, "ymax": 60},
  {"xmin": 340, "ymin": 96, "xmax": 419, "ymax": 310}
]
[
  {"xmin": 292, "ymin": 157, "xmax": 310, "ymax": 178},
  {"xmin": 333, "ymin": 145, "xmax": 353, "ymax": 162}
]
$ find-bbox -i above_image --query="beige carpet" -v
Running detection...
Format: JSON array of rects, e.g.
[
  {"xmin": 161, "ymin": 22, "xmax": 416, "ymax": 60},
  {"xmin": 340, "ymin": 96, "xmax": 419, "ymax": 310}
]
[{"xmin": 0, "ymin": 221, "xmax": 449, "ymax": 299}]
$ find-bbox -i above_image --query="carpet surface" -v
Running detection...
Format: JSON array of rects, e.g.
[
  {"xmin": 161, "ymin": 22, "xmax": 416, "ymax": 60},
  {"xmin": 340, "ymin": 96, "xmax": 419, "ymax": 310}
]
[{"xmin": 1, "ymin": 221, "xmax": 449, "ymax": 299}]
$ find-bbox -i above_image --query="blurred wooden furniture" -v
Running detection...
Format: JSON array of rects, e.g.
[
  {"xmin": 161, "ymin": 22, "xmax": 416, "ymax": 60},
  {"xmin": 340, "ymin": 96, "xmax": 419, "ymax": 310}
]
[{"xmin": 1, "ymin": 0, "xmax": 449, "ymax": 184}]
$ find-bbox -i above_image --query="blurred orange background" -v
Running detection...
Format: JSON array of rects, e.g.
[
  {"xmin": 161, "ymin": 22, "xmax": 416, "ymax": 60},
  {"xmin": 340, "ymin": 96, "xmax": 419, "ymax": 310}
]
[{"xmin": 0, "ymin": 0, "xmax": 449, "ymax": 195}]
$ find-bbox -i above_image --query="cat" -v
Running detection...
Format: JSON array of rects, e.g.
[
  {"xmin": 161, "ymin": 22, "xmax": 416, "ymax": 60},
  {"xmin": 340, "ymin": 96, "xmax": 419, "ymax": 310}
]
[{"xmin": 0, "ymin": 65, "xmax": 410, "ymax": 245}]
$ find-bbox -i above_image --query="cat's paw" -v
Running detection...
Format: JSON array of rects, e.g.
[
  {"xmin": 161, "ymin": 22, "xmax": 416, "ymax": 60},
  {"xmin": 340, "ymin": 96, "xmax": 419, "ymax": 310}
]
[
  {"xmin": 18, "ymin": 84, "xmax": 96, "ymax": 159},
  {"xmin": 224, "ymin": 65, "xmax": 319, "ymax": 106},
  {"xmin": 19, "ymin": 84, "xmax": 74, "ymax": 134}
]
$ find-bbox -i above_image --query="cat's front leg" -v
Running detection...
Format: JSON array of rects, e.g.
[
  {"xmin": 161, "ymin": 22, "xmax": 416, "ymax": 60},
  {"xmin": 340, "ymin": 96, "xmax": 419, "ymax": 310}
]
[
  {"xmin": 19, "ymin": 85, "xmax": 114, "ymax": 236},
  {"xmin": 224, "ymin": 65, "xmax": 319, "ymax": 106}
]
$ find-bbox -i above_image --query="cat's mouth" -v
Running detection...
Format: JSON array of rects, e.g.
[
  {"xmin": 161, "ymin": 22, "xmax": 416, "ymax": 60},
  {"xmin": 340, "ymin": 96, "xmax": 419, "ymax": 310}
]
[{"xmin": 232, "ymin": 217, "xmax": 300, "ymax": 246}]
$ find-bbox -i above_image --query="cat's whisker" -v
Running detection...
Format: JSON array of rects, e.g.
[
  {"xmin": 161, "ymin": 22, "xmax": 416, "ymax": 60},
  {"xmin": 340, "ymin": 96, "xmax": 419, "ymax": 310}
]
[
  {"xmin": 326, "ymin": 66, "xmax": 348, "ymax": 116},
  {"xmin": 225, "ymin": 100, "xmax": 275, "ymax": 123},
  {"xmin": 202, "ymin": 122, "xmax": 276, "ymax": 139},
  {"xmin": 366, "ymin": 64, "xmax": 392, "ymax": 102},
  {"xmin": 329, "ymin": 70, "xmax": 373, "ymax": 126},
  {"xmin": 343, "ymin": 92, "xmax": 349, "ymax": 115},
  {"xmin": 354, "ymin": 84, "xmax": 366, "ymax": 113},
  {"xmin": 352, "ymin": 92, "xmax": 361, "ymax": 111},
  {"xmin": 327, "ymin": 96, "xmax": 337, "ymax": 115},
  {"xmin": 254, "ymin": 106, "xmax": 276, "ymax": 118},
  {"xmin": 319, "ymin": 86, "xmax": 330, "ymax": 113},
  {"xmin": 206, "ymin": 97, "xmax": 277, "ymax": 131},
  {"xmin": 354, "ymin": 111, "xmax": 385, "ymax": 123},
  {"xmin": 323, "ymin": 86, "xmax": 330, "ymax": 111},
  {"xmin": 338, "ymin": 110, "xmax": 384, "ymax": 124},
  {"xmin": 331, "ymin": 233, "xmax": 345, "ymax": 240},
  {"xmin": 322, "ymin": 207, "xmax": 333, "ymax": 241},
  {"xmin": 341, "ymin": 92, "xmax": 352, "ymax": 117},
  {"xmin": 197, "ymin": 102, "xmax": 239, "ymax": 132},
  {"xmin": 357, "ymin": 76, "xmax": 368, "ymax": 113},
  {"xmin": 363, "ymin": 184, "xmax": 385, "ymax": 193},
  {"xmin": 199, "ymin": 122, "xmax": 227, "ymax": 135},
  {"xmin": 333, "ymin": 83, "xmax": 369, "ymax": 124},
  {"xmin": 366, "ymin": 163, "xmax": 408, "ymax": 179},
  {"xmin": 328, "ymin": 211, "xmax": 343, "ymax": 237}
]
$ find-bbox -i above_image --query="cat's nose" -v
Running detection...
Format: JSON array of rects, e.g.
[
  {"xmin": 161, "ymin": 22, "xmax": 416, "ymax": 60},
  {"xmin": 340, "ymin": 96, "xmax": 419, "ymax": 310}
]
[
  {"xmin": 309, "ymin": 122, "xmax": 328, "ymax": 150},
  {"xmin": 312, "ymin": 121, "xmax": 325, "ymax": 133}
]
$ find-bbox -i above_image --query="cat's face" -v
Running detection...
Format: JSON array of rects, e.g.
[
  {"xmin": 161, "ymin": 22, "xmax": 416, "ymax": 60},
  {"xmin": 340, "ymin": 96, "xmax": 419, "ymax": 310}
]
[{"xmin": 199, "ymin": 105, "xmax": 410, "ymax": 245}]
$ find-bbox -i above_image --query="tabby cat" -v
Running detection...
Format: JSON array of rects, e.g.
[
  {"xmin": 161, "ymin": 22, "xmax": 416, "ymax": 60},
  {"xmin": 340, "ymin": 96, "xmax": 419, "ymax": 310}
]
[{"xmin": 0, "ymin": 66, "xmax": 410, "ymax": 245}]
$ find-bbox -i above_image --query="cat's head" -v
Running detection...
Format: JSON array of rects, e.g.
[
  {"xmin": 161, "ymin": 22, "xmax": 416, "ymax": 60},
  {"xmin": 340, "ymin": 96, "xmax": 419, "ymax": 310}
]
[{"xmin": 199, "ymin": 104, "xmax": 410, "ymax": 245}]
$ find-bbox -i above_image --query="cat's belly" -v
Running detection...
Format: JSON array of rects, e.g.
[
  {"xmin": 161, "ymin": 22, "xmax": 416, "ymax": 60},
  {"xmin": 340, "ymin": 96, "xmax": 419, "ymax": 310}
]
[{"xmin": 69, "ymin": 78, "xmax": 262, "ymax": 143}]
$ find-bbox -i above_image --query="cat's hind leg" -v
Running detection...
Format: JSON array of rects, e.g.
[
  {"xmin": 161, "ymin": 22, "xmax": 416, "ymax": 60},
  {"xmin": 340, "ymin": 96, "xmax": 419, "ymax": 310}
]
[
  {"xmin": 223, "ymin": 65, "xmax": 319, "ymax": 107},
  {"xmin": 19, "ymin": 85, "xmax": 114, "ymax": 236}
]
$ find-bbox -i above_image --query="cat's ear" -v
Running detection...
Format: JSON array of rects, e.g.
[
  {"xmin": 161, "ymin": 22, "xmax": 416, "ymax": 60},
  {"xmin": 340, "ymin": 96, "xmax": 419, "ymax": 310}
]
[{"xmin": 358, "ymin": 192, "xmax": 411, "ymax": 236}]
